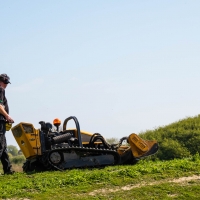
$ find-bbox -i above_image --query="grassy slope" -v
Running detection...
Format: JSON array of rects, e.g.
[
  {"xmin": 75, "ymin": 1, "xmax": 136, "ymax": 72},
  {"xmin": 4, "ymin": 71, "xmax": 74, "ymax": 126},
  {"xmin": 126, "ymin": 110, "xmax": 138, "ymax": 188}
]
[
  {"xmin": 0, "ymin": 154, "xmax": 200, "ymax": 200},
  {"xmin": 1, "ymin": 115, "xmax": 200, "ymax": 199},
  {"xmin": 139, "ymin": 115, "xmax": 200, "ymax": 160},
  {"xmin": 140, "ymin": 115, "xmax": 200, "ymax": 141}
]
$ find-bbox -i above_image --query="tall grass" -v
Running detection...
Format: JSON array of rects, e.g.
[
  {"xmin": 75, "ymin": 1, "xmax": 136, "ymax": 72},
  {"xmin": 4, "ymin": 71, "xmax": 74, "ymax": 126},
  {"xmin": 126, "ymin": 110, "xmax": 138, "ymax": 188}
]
[{"xmin": 140, "ymin": 115, "xmax": 200, "ymax": 160}]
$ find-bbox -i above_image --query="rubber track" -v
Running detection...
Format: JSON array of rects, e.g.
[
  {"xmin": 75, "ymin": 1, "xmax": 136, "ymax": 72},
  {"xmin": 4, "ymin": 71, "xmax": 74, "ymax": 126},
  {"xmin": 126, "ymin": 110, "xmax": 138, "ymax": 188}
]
[{"xmin": 47, "ymin": 146, "xmax": 120, "ymax": 171}]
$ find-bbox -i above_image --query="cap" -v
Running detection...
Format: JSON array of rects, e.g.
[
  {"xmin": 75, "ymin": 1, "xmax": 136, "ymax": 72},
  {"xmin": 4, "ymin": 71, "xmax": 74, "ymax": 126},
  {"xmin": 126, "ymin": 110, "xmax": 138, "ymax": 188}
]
[{"xmin": 0, "ymin": 74, "xmax": 11, "ymax": 84}]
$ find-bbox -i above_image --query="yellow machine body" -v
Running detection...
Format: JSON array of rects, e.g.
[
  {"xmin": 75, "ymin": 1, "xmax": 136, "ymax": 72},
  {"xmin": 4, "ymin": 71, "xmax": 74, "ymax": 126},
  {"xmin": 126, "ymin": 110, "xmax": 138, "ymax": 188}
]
[
  {"xmin": 116, "ymin": 133, "xmax": 157, "ymax": 158},
  {"xmin": 128, "ymin": 133, "xmax": 157, "ymax": 158},
  {"xmin": 12, "ymin": 124, "xmax": 157, "ymax": 160},
  {"xmin": 11, "ymin": 125, "xmax": 101, "ymax": 159},
  {"xmin": 11, "ymin": 117, "xmax": 158, "ymax": 172},
  {"xmin": 11, "ymin": 122, "xmax": 42, "ymax": 158}
]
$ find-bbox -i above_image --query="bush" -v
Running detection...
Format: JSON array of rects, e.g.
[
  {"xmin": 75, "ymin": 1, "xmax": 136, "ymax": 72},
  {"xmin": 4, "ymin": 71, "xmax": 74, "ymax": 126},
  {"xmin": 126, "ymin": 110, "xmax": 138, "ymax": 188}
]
[
  {"xmin": 157, "ymin": 139, "xmax": 190, "ymax": 160},
  {"xmin": 8, "ymin": 152, "xmax": 13, "ymax": 158},
  {"xmin": 106, "ymin": 137, "xmax": 119, "ymax": 144},
  {"xmin": 7, "ymin": 145, "xmax": 18, "ymax": 156},
  {"xmin": 139, "ymin": 115, "xmax": 200, "ymax": 160},
  {"xmin": 10, "ymin": 155, "xmax": 25, "ymax": 164},
  {"xmin": 185, "ymin": 135, "xmax": 200, "ymax": 154}
]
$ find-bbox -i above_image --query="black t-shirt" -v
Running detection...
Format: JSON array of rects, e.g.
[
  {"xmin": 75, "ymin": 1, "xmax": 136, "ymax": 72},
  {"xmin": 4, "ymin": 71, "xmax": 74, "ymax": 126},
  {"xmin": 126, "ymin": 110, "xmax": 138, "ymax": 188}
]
[{"xmin": 0, "ymin": 86, "xmax": 9, "ymax": 121}]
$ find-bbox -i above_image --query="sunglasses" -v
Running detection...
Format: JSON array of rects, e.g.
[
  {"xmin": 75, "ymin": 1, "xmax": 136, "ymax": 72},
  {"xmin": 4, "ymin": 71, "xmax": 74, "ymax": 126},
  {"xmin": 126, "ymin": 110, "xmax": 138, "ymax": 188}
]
[
  {"xmin": 2, "ymin": 79, "xmax": 10, "ymax": 84},
  {"xmin": 3, "ymin": 80, "xmax": 10, "ymax": 84}
]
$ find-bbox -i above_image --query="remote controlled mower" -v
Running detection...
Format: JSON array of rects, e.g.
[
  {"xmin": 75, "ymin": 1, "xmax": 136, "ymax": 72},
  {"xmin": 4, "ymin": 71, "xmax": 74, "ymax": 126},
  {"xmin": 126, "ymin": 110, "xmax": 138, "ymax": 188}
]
[{"xmin": 11, "ymin": 116, "xmax": 158, "ymax": 172}]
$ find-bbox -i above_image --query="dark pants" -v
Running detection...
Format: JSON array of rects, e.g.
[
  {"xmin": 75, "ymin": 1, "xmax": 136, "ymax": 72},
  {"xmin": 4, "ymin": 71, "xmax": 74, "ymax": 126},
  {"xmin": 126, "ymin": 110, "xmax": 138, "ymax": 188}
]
[{"xmin": 0, "ymin": 121, "xmax": 12, "ymax": 173}]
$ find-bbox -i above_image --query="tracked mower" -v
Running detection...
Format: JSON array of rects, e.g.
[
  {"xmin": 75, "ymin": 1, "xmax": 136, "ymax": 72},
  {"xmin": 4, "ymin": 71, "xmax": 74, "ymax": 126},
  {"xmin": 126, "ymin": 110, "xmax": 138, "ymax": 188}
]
[{"xmin": 11, "ymin": 116, "xmax": 158, "ymax": 172}]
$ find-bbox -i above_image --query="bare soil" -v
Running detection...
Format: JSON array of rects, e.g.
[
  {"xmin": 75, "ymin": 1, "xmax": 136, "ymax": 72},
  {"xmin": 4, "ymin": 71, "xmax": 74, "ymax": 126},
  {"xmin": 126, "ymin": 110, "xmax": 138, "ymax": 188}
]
[{"xmin": 89, "ymin": 175, "xmax": 200, "ymax": 196}]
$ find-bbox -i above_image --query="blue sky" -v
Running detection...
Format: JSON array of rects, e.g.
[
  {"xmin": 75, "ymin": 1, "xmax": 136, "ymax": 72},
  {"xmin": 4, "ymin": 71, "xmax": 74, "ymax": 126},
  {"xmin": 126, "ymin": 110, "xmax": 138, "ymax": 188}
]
[{"xmin": 1, "ymin": 1, "xmax": 200, "ymax": 147}]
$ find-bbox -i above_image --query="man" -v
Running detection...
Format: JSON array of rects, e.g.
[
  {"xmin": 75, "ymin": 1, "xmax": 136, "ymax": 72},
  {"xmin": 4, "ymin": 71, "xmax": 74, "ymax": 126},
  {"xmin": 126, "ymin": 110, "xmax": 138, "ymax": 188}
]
[{"xmin": 0, "ymin": 73, "xmax": 14, "ymax": 175}]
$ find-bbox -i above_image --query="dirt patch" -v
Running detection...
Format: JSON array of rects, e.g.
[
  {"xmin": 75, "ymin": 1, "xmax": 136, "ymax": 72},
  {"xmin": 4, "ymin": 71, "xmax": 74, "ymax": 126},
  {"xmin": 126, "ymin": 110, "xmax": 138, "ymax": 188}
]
[
  {"xmin": 89, "ymin": 175, "xmax": 200, "ymax": 196},
  {"xmin": 170, "ymin": 175, "xmax": 200, "ymax": 183},
  {"xmin": 12, "ymin": 164, "xmax": 23, "ymax": 172}
]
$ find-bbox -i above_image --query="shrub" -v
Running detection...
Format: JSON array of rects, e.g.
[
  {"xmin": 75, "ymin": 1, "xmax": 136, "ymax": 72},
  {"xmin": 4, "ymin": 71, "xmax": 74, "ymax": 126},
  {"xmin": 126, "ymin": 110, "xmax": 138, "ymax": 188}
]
[
  {"xmin": 185, "ymin": 135, "xmax": 200, "ymax": 154},
  {"xmin": 139, "ymin": 115, "xmax": 200, "ymax": 160},
  {"xmin": 10, "ymin": 155, "xmax": 26, "ymax": 164},
  {"xmin": 8, "ymin": 152, "xmax": 13, "ymax": 158},
  {"xmin": 7, "ymin": 145, "xmax": 18, "ymax": 156},
  {"xmin": 157, "ymin": 139, "xmax": 190, "ymax": 160},
  {"xmin": 106, "ymin": 137, "xmax": 119, "ymax": 144}
]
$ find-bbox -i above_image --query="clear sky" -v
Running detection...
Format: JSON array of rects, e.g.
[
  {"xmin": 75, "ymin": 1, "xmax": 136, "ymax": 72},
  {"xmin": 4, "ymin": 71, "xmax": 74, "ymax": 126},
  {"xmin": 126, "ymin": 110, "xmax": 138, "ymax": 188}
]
[{"xmin": 1, "ymin": 1, "xmax": 200, "ymax": 147}]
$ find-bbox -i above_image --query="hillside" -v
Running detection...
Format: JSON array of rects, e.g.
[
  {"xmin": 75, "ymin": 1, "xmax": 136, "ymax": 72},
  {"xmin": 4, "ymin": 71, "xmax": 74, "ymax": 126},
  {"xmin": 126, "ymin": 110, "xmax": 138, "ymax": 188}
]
[
  {"xmin": 140, "ymin": 115, "xmax": 200, "ymax": 160},
  {"xmin": 0, "ymin": 155, "xmax": 200, "ymax": 199},
  {"xmin": 0, "ymin": 115, "xmax": 200, "ymax": 199}
]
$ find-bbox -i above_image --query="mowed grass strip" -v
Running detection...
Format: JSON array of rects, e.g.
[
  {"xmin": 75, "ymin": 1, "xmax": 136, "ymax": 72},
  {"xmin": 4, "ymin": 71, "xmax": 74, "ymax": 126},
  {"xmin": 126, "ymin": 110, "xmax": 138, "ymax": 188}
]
[{"xmin": 0, "ymin": 154, "xmax": 200, "ymax": 199}]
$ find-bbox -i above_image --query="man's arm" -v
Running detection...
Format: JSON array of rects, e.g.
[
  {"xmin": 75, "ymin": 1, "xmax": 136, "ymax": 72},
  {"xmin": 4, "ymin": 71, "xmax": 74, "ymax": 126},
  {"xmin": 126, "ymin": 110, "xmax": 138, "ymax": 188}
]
[{"xmin": 0, "ymin": 104, "xmax": 14, "ymax": 123}]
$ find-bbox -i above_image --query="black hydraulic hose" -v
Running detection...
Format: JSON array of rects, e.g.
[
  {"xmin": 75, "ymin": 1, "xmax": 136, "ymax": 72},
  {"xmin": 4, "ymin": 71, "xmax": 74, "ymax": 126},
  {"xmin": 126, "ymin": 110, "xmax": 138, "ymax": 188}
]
[
  {"xmin": 63, "ymin": 116, "xmax": 83, "ymax": 148},
  {"xmin": 94, "ymin": 137, "xmax": 110, "ymax": 149},
  {"xmin": 89, "ymin": 133, "xmax": 101, "ymax": 145},
  {"xmin": 89, "ymin": 133, "xmax": 111, "ymax": 149},
  {"xmin": 119, "ymin": 137, "xmax": 128, "ymax": 146}
]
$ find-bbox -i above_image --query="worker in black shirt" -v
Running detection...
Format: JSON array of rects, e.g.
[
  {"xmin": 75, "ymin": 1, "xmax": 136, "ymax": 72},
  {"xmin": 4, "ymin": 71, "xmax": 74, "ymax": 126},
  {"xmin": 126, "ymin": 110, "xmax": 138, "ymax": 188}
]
[{"xmin": 0, "ymin": 73, "xmax": 14, "ymax": 174}]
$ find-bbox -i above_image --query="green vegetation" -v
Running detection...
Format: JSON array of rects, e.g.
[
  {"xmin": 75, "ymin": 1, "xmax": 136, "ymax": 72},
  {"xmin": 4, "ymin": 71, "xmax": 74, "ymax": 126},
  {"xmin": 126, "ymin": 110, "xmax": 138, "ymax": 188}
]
[
  {"xmin": 0, "ymin": 145, "xmax": 25, "ymax": 173},
  {"xmin": 7, "ymin": 145, "xmax": 19, "ymax": 156},
  {"xmin": 10, "ymin": 155, "xmax": 26, "ymax": 164},
  {"xmin": 140, "ymin": 115, "xmax": 200, "ymax": 160},
  {"xmin": 106, "ymin": 137, "xmax": 119, "ymax": 144},
  {"xmin": 0, "ymin": 154, "xmax": 199, "ymax": 199},
  {"xmin": 6, "ymin": 145, "xmax": 26, "ymax": 165}
]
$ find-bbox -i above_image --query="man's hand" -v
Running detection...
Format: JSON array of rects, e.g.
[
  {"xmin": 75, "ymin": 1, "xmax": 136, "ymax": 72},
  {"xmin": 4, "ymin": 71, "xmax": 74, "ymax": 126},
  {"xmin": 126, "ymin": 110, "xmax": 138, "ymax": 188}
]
[
  {"xmin": 0, "ymin": 105, "xmax": 14, "ymax": 123},
  {"xmin": 6, "ymin": 115, "xmax": 14, "ymax": 123}
]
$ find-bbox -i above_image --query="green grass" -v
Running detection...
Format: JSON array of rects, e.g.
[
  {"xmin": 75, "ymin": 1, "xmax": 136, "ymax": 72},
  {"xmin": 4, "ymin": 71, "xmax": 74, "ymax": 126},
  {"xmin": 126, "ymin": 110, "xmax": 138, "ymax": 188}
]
[
  {"xmin": 140, "ymin": 115, "xmax": 200, "ymax": 160},
  {"xmin": 0, "ymin": 154, "xmax": 200, "ymax": 199}
]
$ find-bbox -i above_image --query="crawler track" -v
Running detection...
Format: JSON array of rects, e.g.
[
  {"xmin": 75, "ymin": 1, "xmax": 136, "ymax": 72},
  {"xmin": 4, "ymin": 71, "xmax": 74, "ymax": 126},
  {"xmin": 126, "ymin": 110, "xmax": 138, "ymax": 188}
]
[{"xmin": 23, "ymin": 146, "xmax": 120, "ymax": 172}]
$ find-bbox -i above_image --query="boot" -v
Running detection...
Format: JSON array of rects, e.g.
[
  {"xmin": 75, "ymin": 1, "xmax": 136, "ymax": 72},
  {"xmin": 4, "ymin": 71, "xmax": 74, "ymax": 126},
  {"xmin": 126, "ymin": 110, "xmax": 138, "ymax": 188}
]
[{"xmin": 4, "ymin": 168, "xmax": 15, "ymax": 175}]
